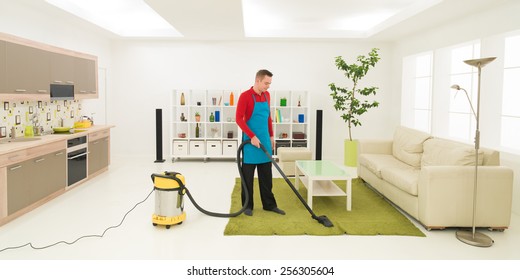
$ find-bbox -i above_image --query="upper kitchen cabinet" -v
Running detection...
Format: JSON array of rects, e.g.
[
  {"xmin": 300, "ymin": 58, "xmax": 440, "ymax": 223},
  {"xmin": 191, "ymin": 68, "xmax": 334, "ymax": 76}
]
[
  {"xmin": 0, "ymin": 32, "xmax": 98, "ymax": 101},
  {"xmin": 5, "ymin": 42, "xmax": 50, "ymax": 95},
  {"xmin": 0, "ymin": 41, "xmax": 6, "ymax": 93},
  {"xmin": 74, "ymin": 57, "xmax": 98, "ymax": 99},
  {"xmin": 50, "ymin": 52, "xmax": 75, "ymax": 86}
]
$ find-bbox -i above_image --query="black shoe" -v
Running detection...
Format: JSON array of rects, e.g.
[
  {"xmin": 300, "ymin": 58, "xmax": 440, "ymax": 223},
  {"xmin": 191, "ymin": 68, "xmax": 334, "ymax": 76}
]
[
  {"xmin": 265, "ymin": 207, "xmax": 286, "ymax": 215},
  {"xmin": 244, "ymin": 209, "xmax": 253, "ymax": 216}
]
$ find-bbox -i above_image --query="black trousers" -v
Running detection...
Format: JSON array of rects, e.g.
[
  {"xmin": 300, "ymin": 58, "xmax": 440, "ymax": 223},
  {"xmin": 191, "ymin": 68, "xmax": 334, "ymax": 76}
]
[{"xmin": 241, "ymin": 162, "xmax": 278, "ymax": 210}]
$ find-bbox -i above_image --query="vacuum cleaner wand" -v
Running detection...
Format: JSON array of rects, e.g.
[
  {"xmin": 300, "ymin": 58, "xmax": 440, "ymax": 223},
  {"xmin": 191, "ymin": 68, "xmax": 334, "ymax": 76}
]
[{"xmin": 257, "ymin": 143, "xmax": 334, "ymax": 228}]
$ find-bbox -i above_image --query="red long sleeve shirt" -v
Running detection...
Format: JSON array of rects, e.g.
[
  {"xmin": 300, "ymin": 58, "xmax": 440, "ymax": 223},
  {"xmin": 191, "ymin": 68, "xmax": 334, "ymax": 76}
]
[{"xmin": 235, "ymin": 87, "xmax": 274, "ymax": 139}]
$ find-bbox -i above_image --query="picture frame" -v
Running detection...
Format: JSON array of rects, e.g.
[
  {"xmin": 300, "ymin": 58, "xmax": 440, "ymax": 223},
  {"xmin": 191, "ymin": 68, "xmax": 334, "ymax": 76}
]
[
  {"xmin": 29, "ymin": 106, "xmax": 34, "ymax": 114},
  {"xmin": 70, "ymin": 111, "xmax": 74, "ymax": 118},
  {"xmin": 38, "ymin": 101, "xmax": 43, "ymax": 108},
  {"xmin": 47, "ymin": 112, "xmax": 51, "ymax": 121},
  {"xmin": 57, "ymin": 105, "xmax": 61, "ymax": 111},
  {"xmin": 3, "ymin": 102, "xmax": 9, "ymax": 111},
  {"xmin": 15, "ymin": 115, "xmax": 21, "ymax": 125}
]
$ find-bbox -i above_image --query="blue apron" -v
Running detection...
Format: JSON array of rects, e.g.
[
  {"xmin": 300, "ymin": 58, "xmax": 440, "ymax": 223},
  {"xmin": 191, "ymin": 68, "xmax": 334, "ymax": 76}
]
[{"xmin": 243, "ymin": 92, "xmax": 272, "ymax": 164}]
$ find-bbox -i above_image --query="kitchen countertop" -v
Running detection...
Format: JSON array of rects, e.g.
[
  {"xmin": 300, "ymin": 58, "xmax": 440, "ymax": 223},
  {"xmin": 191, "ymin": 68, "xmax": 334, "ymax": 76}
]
[{"xmin": 0, "ymin": 125, "xmax": 115, "ymax": 155}]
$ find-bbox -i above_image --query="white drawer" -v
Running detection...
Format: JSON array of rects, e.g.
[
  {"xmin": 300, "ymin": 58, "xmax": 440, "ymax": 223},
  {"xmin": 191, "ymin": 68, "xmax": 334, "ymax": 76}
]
[
  {"xmin": 173, "ymin": 140, "xmax": 188, "ymax": 156},
  {"xmin": 189, "ymin": 141, "xmax": 205, "ymax": 156},
  {"xmin": 222, "ymin": 140, "xmax": 237, "ymax": 156},
  {"xmin": 206, "ymin": 140, "xmax": 222, "ymax": 156}
]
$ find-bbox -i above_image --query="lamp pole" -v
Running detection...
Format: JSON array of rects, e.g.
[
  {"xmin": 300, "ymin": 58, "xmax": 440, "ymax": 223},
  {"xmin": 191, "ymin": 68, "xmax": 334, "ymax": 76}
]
[{"xmin": 454, "ymin": 57, "xmax": 496, "ymax": 247}]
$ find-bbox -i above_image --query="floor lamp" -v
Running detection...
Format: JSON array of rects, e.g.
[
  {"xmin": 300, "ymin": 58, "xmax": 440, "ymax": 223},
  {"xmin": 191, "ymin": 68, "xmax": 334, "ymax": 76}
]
[{"xmin": 450, "ymin": 56, "xmax": 496, "ymax": 247}]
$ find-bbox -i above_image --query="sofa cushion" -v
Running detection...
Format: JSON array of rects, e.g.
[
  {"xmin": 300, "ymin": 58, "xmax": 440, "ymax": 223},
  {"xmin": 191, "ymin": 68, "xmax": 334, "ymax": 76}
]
[
  {"xmin": 277, "ymin": 147, "xmax": 312, "ymax": 161},
  {"xmin": 392, "ymin": 126, "xmax": 432, "ymax": 168},
  {"xmin": 359, "ymin": 154, "xmax": 400, "ymax": 179},
  {"xmin": 422, "ymin": 138, "xmax": 484, "ymax": 166},
  {"xmin": 380, "ymin": 165, "xmax": 420, "ymax": 196}
]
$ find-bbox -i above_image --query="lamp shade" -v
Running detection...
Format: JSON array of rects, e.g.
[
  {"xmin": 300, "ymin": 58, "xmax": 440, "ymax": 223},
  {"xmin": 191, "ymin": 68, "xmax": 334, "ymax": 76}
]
[{"xmin": 464, "ymin": 57, "xmax": 496, "ymax": 68}]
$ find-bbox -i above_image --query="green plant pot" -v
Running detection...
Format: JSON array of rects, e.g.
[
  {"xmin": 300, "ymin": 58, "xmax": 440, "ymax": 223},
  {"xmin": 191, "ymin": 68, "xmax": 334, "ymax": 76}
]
[{"xmin": 344, "ymin": 140, "xmax": 358, "ymax": 167}]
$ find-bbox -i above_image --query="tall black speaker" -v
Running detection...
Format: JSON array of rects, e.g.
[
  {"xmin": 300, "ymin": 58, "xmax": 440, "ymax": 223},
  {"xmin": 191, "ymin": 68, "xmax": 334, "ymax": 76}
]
[
  {"xmin": 154, "ymin": 108, "xmax": 165, "ymax": 163},
  {"xmin": 316, "ymin": 110, "xmax": 323, "ymax": 160}
]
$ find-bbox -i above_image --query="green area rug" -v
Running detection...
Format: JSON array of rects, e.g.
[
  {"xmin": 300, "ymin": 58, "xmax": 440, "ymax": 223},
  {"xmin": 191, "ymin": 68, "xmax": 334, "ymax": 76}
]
[{"xmin": 224, "ymin": 178, "xmax": 425, "ymax": 237}]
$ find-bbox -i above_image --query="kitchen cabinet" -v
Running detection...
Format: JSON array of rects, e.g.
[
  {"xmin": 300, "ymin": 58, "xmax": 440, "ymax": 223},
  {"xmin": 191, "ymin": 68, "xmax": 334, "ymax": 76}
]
[
  {"xmin": 0, "ymin": 33, "xmax": 98, "ymax": 101},
  {"xmin": 5, "ymin": 42, "xmax": 50, "ymax": 95},
  {"xmin": 50, "ymin": 52, "xmax": 75, "ymax": 86},
  {"xmin": 88, "ymin": 130, "xmax": 110, "ymax": 176},
  {"xmin": 7, "ymin": 149, "xmax": 66, "ymax": 215},
  {"xmin": 74, "ymin": 57, "xmax": 97, "ymax": 98},
  {"xmin": 0, "ymin": 41, "xmax": 6, "ymax": 92}
]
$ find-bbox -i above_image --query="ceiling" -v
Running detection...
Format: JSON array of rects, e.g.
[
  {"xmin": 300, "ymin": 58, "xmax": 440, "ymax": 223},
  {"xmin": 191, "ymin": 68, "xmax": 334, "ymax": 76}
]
[
  {"xmin": 143, "ymin": 0, "xmax": 506, "ymax": 41},
  {"xmin": 32, "ymin": 0, "xmax": 510, "ymax": 41}
]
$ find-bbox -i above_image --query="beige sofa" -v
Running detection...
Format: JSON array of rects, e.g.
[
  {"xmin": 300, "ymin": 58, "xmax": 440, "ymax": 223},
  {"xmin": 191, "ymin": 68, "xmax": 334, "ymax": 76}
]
[
  {"xmin": 358, "ymin": 126, "xmax": 514, "ymax": 230},
  {"xmin": 277, "ymin": 147, "xmax": 312, "ymax": 176}
]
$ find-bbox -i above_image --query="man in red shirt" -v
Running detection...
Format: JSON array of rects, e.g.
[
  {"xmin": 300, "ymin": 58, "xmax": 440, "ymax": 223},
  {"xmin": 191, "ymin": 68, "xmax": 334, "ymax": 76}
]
[{"xmin": 236, "ymin": 69, "xmax": 285, "ymax": 216}]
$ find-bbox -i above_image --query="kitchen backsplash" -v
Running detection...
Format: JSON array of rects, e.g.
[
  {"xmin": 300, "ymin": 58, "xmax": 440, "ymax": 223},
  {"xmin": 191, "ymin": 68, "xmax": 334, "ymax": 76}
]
[{"xmin": 0, "ymin": 100, "xmax": 82, "ymax": 138}]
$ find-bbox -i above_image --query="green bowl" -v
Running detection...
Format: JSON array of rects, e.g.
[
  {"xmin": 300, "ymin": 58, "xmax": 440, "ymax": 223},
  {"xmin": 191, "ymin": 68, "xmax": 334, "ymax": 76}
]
[{"xmin": 53, "ymin": 127, "xmax": 71, "ymax": 133}]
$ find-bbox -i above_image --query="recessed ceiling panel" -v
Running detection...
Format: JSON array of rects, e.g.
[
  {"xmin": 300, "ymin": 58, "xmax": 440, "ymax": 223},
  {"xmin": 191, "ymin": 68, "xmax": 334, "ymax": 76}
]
[{"xmin": 242, "ymin": 0, "xmax": 442, "ymax": 38}]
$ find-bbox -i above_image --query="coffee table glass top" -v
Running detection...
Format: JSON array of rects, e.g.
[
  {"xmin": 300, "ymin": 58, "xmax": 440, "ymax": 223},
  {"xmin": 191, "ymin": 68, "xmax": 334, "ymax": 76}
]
[{"xmin": 296, "ymin": 160, "xmax": 355, "ymax": 177}]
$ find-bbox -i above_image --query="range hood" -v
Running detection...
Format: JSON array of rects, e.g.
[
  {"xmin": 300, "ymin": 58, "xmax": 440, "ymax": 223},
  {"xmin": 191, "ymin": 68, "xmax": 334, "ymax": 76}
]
[{"xmin": 50, "ymin": 84, "xmax": 74, "ymax": 100}]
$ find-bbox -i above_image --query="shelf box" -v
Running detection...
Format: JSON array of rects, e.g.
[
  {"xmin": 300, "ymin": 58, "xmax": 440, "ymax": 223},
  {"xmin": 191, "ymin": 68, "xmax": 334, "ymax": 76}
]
[
  {"xmin": 222, "ymin": 140, "xmax": 237, "ymax": 156},
  {"xmin": 206, "ymin": 140, "xmax": 222, "ymax": 156},
  {"xmin": 292, "ymin": 140, "xmax": 307, "ymax": 148},
  {"xmin": 190, "ymin": 140, "xmax": 205, "ymax": 156},
  {"xmin": 275, "ymin": 140, "xmax": 291, "ymax": 155},
  {"xmin": 173, "ymin": 140, "xmax": 188, "ymax": 156}
]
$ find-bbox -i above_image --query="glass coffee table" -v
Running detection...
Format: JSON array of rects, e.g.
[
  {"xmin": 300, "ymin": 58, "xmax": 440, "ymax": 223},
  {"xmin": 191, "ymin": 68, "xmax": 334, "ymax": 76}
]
[{"xmin": 295, "ymin": 160, "xmax": 358, "ymax": 211}]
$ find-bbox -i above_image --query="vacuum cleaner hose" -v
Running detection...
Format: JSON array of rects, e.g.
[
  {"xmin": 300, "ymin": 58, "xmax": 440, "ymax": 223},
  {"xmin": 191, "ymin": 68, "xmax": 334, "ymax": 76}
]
[
  {"xmin": 183, "ymin": 140, "xmax": 333, "ymax": 227},
  {"xmin": 181, "ymin": 140, "xmax": 252, "ymax": 218}
]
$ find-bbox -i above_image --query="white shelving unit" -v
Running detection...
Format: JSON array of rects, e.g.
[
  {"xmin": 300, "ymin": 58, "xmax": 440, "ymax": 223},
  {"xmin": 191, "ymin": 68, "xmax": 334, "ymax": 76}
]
[
  {"xmin": 170, "ymin": 89, "xmax": 240, "ymax": 161},
  {"xmin": 271, "ymin": 90, "xmax": 310, "ymax": 155},
  {"xmin": 170, "ymin": 89, "xmax": 310, "ymax": 161}
]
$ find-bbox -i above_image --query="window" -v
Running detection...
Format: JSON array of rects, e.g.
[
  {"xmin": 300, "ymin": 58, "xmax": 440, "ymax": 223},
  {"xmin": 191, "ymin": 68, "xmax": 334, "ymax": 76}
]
[
  {"xmin": 401, "ymin": 52, "xmax": 433, "ymax": 133},
  {"xmin": 501, "ymin": 35, "xmax": 520, "ymax": 151},
  {"xmin": 448, "ymin": 42, "xmax": 480, "ymax": 142},
  {"xmin": 413, "ymin": 53, "xmax": 433, "ymax": 132}
]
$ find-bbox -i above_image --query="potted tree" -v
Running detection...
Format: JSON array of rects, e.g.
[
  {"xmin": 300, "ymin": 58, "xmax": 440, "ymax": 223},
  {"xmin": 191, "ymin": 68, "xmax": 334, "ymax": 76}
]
[
  {"xmin": 329, "ymin": 48, "xmax": 381, "ymax": 166},
  {"xmin": 195, "ymin": 112, "xmax": 201, "ymax": 122}
]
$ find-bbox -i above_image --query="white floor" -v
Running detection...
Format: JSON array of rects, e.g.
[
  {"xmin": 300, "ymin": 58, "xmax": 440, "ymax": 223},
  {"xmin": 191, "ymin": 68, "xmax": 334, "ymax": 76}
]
[{"xmin": 1, "ymin": 155, "xmax": 519, "ymax": 262}]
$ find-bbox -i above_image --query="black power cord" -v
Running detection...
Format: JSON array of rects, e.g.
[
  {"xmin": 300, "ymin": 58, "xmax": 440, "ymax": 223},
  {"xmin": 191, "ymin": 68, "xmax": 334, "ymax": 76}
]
[{"xmin": 0, "ymin": 189, "xmax": 154, "ymax": 253}]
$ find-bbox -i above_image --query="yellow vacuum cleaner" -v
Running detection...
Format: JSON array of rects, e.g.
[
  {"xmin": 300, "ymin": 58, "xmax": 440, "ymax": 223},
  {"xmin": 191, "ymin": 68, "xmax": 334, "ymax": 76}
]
[
  {"xmin": 151, "ymin": 172, "xmax": 186, "ymax": 229},
  {"xmin": 150, "ymin": 140, "xmax": 333, "ymax": 230}
]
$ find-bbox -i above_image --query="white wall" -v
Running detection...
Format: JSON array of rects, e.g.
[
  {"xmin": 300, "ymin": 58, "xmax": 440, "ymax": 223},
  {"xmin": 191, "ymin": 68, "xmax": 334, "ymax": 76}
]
[
  {"xmin": 109, "ymin": 40, "xmax": 394, "ymax": 162},
  {"xmin": 391, "ymin": 0, "xmax": 520, "ymax": 215}
]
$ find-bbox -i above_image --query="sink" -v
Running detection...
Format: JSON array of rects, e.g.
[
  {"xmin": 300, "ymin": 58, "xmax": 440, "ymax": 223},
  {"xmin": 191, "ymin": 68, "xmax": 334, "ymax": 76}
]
[{"xmin": 0, "ymin": 137, "xmax": 42, "ymax": 144}]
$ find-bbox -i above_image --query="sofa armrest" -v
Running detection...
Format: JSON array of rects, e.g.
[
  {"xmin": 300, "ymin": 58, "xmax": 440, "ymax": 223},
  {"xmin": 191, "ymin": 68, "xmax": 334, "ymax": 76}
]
[
  {"xmin": 418, "ymin": 166, "xmax": 513, "ymax": 228},
  {"xmin": 358, "ymin": 139, "xmax": 393, "ymax": 155}
]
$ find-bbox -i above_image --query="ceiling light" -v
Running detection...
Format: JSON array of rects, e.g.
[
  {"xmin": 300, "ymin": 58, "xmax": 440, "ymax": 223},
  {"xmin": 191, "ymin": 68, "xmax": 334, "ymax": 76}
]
[{"xmin": 46, "ymin": 0, "xmax": 183, "ymax": 37}]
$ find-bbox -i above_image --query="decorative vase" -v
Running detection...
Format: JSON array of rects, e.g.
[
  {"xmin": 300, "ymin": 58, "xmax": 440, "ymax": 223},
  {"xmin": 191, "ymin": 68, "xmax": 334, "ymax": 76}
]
[
  {"xmin": 195, "ymin": 115, "xmax": 200, "ymax": 122},
  {"xmin": 344, "ymin": 140, "xmax": 358, "ymax": 167}
]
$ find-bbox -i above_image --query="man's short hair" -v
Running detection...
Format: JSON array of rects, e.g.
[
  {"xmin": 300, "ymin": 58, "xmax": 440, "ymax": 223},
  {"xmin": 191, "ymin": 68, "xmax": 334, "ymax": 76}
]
[{"xmin": 256, "ymin": 69, "xmax": 273, "ymax": 80}]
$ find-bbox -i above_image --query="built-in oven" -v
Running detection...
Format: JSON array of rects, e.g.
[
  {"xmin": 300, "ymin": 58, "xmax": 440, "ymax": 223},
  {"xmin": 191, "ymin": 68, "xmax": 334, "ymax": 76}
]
[{"xmin": 67, "ymin": 136, "xmax": 88, "ymax": 186}]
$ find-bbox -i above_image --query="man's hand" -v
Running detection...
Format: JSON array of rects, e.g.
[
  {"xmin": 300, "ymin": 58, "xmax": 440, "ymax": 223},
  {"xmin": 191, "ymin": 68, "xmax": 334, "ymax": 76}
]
[{"xmin": 251, "ymin": 136, "xmax": 261, "ymax": 148}]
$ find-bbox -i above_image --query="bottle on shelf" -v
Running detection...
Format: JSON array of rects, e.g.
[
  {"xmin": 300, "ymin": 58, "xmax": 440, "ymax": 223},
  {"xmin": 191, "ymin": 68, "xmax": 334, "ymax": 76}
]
[
  {"xmin": 209, "ymin": 112, "xmax": 215, "ymax": 122},
  {"xmin": 180, "ymin": 92, "xmax": 185, "ymax": 105},
  {"xmin": 230, "ymin": 92, "xmax": 234, "ymax": 106},
  {"xmin": 195, "ymin": 123, "xmax": 200, "ymax": 138}
]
